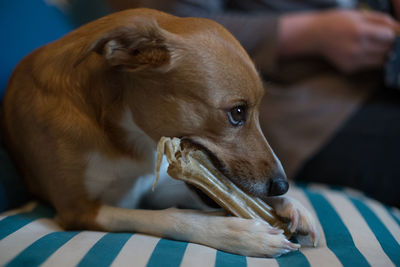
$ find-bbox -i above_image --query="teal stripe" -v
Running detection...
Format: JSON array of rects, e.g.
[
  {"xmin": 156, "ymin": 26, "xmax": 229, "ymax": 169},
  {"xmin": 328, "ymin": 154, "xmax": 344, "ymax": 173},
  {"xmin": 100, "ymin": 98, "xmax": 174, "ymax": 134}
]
[
  {"xmin": 0, "ymin": 204, "xmax": 54, "ymax": 240},
  {"xmin": 146, "ymin": 239, "xmax": 188, "ymax": 267},
  {"xmin": 276, "ymin": 250, "xmax": 310, "ymax": 267},
  {"xmin": 304, "ymin": 189, "xmax": 369, "ymax": 266},
  {"xmin": 5, "ymin": 231, "xmax": 79, "ymax": 267},
  {"xmin": 350, "ymin": 197, "xmax": 400, "ymax": 265},
  {"xmin": 77, "ymin": 233, "xmax": 132, "ymax": 267},
  {"xmin": 215, "ymin": 250, "xmax": 246, "ymax": 267}
]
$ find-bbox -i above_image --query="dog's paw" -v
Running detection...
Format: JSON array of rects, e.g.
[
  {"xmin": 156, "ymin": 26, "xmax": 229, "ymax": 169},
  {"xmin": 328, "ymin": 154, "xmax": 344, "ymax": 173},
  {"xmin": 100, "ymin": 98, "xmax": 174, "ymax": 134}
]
[
  {"xmin": 266, "ymin": 196, "xmax": 319, "ymax": 246},
  {"xmin": 212, "ymin": 217, "xmax": 300, "ymax": 257}
]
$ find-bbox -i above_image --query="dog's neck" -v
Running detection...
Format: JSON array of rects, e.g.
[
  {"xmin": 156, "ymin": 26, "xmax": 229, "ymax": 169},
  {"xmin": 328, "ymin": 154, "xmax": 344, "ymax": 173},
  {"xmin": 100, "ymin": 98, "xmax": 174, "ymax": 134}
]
[{"xmin": 34, "ymin": 45, "xmax": 155, "ymax": 160}]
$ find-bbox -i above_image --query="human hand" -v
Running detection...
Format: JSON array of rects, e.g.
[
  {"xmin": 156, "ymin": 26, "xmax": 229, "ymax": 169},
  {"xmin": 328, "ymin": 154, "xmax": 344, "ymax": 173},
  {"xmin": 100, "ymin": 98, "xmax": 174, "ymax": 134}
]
[
  {"xmin": 279, "ymin": 10, "xmax": 400, "ymax": 73},
  {"xmin": 313, "ymin": 10, "xmax": 400, "ymax": 73}
]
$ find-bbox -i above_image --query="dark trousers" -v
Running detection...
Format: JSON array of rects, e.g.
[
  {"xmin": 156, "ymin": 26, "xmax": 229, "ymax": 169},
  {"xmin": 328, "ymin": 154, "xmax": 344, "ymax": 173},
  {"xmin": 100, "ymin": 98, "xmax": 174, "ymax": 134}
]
[{"xmin": 295, "ymin": 88, "xmax": 400, "ymax": 207}]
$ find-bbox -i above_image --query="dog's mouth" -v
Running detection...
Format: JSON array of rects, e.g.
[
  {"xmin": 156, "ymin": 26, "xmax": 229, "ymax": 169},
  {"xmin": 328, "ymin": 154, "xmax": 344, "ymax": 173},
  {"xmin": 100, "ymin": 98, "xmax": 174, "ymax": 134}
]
[
  {"xmin": 180, "ymin": 138, "xmax": 229, "ymax": 179},
  {"xmin": 179, "ymin": 138, "xmax": 234, "ymax": 208}
]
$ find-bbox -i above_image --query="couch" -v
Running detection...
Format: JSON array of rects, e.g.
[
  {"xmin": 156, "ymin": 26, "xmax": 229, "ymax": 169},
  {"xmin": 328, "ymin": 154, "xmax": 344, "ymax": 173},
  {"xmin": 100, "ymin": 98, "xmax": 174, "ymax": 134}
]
[{"xmin": 1, "ymin": 1, "xmax": 399, "ymax": 266}]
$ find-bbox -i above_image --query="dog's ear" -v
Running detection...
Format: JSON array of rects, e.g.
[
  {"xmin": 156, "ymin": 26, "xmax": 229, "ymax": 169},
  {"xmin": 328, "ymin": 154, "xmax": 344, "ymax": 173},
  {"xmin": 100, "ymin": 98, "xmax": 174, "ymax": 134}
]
[{"xmin": 75, "ymin": 18, "xmax": 175, "ymax": 71}]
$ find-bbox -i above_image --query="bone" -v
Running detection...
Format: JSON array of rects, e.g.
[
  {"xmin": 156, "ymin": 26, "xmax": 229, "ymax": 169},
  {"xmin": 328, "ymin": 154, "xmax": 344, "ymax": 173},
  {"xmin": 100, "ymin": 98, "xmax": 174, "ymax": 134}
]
[{"xmin": 155, "ymin": 137, "xmax": 291, "ymax": 238}]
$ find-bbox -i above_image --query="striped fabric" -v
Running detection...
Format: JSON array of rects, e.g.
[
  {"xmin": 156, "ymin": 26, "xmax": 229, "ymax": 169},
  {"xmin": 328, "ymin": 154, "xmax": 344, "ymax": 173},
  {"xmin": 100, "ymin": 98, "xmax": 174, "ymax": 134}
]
[{"xmin": 0, "ymin": 185, "xmax": 399, "ymax": 267}]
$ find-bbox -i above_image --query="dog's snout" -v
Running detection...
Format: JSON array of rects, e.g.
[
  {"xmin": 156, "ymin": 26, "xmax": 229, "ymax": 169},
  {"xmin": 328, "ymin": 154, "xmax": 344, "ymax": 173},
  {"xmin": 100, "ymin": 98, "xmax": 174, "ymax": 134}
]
[{"xmin": 267, "ymin": 168, "xmax": 289, "ymax": 196}]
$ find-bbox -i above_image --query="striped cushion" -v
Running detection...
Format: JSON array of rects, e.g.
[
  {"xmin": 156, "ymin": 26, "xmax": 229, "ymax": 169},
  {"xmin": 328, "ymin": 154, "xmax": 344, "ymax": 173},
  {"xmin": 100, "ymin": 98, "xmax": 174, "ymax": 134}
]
[{"xmin": 0, "ymin": 184, "xmax": 399, "ymax": 267}]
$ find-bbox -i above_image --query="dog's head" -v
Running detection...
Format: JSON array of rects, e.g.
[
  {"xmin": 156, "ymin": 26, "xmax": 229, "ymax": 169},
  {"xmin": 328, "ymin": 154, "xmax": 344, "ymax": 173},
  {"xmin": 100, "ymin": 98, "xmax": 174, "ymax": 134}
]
[{"xmin": 78, "ymin": 9, "xmax": 288, "ymax": 198}]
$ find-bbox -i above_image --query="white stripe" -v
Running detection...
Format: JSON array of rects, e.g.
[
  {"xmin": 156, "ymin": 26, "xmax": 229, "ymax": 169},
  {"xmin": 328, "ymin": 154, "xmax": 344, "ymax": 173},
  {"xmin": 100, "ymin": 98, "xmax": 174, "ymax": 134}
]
[
  {"xmin": 288, "ymin": 187, "xmax": 342, "ymax": 267},
  {"xmin": 111, "ymin": 234, "xmax": 160, "ymax": 267},
  {"xmin": 342, "ymin": 187, "xmax": 365, "ymax": 198},
  {"xmin": 322, "ymin": 190, "xmax": 394, "ymax": 267},
  {"xmin": 365, "ymin": 199, "xmax": 400, "ymax": 245},
  {"xmin": 0, "ymin": 218, "xmax": 61, "ymax": 265},
  {"xmin": 41, "ymin": 231, "xmax": 106, "ymax": 267},
  {"xmin": 246, "ymin": 256, "xmax": 279, "ymax": 267},
  {"xmin": 180, "ymin": 243, "xmax": 216, "ymax": 267},
  {"xmin": 0, "ymin": 202, "xmax": 37, "ymax": 221}
]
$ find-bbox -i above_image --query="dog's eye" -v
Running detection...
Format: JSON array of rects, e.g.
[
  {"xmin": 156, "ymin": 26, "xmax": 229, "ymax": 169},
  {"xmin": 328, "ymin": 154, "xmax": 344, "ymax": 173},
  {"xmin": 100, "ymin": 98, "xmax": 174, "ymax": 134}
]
[{"xmin": 227, "ymin": 105, "xmax": 247, "ymax": 126}]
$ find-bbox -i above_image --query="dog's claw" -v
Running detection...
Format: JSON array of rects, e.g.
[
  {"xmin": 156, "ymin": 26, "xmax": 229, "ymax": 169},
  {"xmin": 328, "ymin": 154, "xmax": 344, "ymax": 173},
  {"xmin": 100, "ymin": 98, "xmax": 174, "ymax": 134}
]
[
  {"xmin": 274, "ymin": 241, "xmax": 300, "ymax": 258},
  {"xmin": 289, "ymin": 211, "xmax": 299, "ymax": 233},
  {"xmin": 277, "ymin": 249, "xmax": 292, "ymax": 257},
  {"xmin": 311, "ymin": 230, "xmax": 319, "ymax": 247},
  {"xmin": 285, "ymin": 239, "xmax": 301, "ymax": 250}
]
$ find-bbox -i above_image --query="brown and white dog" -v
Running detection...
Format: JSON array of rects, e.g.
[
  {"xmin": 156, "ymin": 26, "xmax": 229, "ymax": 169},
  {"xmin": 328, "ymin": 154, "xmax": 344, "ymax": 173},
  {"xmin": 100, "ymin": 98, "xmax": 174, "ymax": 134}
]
[{"xmin": 1, "ymin": 9, "xmax": 318, "ymax": 257}]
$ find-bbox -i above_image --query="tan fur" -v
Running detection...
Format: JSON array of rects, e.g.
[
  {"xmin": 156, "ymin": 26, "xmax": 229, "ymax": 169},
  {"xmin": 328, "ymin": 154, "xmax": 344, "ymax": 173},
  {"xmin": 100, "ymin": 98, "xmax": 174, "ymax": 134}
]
[{"xmin": 1, "ymin": 8, "xmax": 318, "ymax": 256}]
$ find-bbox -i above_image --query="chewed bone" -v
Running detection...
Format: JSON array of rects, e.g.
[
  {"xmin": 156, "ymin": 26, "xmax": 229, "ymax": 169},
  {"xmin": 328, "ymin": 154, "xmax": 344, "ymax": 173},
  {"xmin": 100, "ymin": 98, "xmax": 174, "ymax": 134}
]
[
  {"xmin": 153, "ymin": 136, "xmax": 181, "ymax": 191},
  {"xmin": 155, "ymin": 136, "xmax": 291, "ymax": 238}
]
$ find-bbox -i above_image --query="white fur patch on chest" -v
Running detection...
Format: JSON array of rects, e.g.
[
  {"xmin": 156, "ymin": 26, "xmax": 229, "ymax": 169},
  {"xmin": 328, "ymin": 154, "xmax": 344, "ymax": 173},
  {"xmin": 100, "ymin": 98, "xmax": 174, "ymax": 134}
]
[{"xmin": 84, "ymin": 107, "xmax": 156, "ymax": 206}]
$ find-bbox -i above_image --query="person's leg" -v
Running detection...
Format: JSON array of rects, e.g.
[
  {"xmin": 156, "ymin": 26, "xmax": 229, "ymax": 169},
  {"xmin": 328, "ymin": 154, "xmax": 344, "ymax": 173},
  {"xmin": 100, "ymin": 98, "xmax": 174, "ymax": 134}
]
[{"xmin": 294, "ymin": 88, "xmax": 400, "ymax": 207}]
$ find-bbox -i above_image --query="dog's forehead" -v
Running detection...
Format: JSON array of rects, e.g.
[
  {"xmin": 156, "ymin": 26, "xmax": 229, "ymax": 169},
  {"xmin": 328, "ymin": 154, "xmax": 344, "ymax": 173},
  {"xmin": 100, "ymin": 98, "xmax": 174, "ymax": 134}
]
[
  {"xmin": 199, "ymin": 41, "xmax": 264, "ymax": 106},
  {"xmin": 160, "ymin": 16, "xmax": 264, "ymax": 105},
  {"xmin": 200, "ymin": 24, "xmax": 264, "ymax": 104}
]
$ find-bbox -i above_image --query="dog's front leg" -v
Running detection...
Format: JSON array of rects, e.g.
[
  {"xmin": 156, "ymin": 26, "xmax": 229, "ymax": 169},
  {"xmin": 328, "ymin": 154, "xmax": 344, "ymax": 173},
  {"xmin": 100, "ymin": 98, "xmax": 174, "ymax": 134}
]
[
  {"xmin": 264, "ymin": 196, "xmax": 320, "ymax": 246},
  {"xmin": 96, "ymin": 205, "xmax": 299, "ymax": 257}
]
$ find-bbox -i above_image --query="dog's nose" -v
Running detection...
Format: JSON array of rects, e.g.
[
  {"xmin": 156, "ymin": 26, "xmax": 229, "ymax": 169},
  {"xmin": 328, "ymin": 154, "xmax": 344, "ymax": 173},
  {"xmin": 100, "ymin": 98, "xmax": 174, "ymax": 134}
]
[
  {"xmin": 268, "ymin": 179, "xmax": 289, "ymax": 196},
  {"xmin": 267, "ymin": 169, "xmax": 289, "ymax": 196}
]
